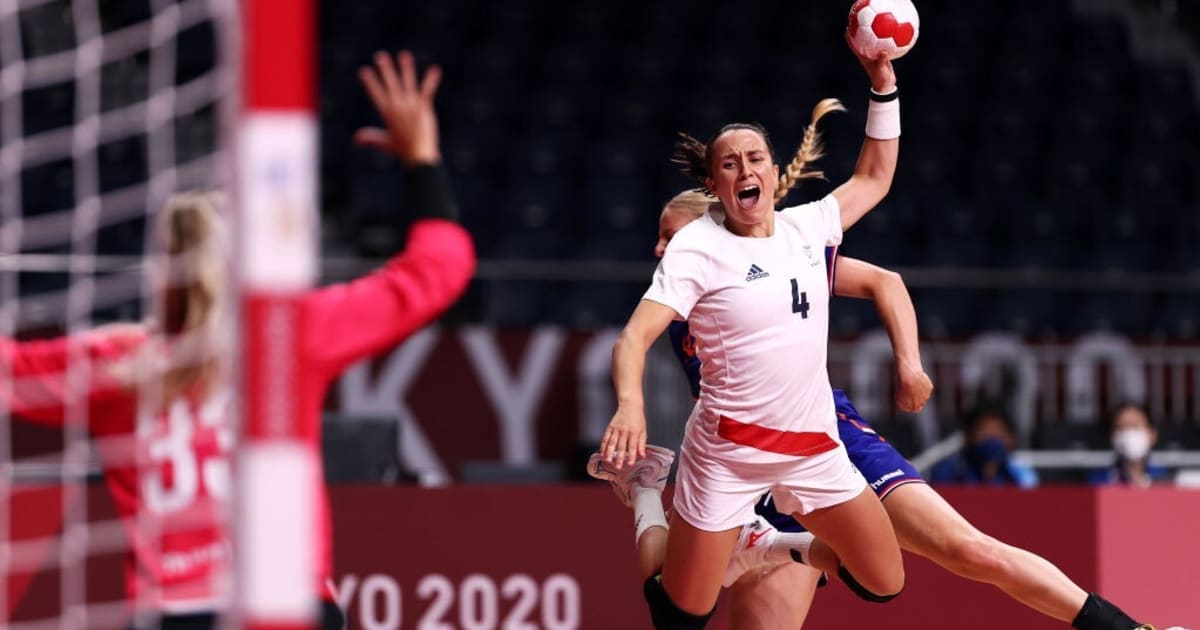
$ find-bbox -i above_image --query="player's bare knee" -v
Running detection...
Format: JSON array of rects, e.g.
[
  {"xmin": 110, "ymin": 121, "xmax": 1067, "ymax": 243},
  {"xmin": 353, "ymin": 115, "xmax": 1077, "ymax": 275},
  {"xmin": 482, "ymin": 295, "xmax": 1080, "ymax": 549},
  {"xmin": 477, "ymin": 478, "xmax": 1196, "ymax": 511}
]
[
  {"xmin": 943, "ymin": 531, "xmax": 1007, "ymax": 579},
  {"xmin": 878, "ymin": 565, "xmax": 905, "ymax": 597},
  {"xmin": 643, "ymin": 575, "xmax": 715, "ymax": 629}
]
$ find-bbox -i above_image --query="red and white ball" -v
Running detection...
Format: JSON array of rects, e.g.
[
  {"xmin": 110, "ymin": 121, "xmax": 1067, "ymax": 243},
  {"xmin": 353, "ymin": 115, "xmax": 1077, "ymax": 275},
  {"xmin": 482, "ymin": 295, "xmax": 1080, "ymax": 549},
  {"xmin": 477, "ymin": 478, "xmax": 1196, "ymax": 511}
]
[{"xmin": 847, "ymin": 0, "xmax": 920, "ymax": 60}]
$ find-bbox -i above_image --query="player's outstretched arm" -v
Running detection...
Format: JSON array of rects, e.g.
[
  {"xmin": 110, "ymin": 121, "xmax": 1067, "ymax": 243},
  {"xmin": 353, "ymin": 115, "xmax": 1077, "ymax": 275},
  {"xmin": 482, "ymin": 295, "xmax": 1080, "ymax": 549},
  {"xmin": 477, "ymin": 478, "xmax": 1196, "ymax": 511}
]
[
  {"xmin": 0, "ymin": 326, "xmax": 142, "ymax": 425},
  {"xmin": 832, "ymin": 39, "xmax": 900, "ymax": 232},
  {"xmin": 307, "ymin": 51, "xmax": 475, "ymax": 373},
  {"xmin": 832, "ymin": 256, "xmax": 931, "ymax": 412},
  {"xmin": 604, "ymin": 299, "xmax": 677, "ymax": 469}
]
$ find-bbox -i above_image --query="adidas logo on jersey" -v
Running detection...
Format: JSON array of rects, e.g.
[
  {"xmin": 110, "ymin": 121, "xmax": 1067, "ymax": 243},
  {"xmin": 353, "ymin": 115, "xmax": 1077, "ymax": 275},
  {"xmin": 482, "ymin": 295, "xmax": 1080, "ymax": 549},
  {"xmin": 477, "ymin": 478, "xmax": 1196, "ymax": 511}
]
[{"xmin": 745, "ymin": 264, "xmax": 770, "ymax": 282}]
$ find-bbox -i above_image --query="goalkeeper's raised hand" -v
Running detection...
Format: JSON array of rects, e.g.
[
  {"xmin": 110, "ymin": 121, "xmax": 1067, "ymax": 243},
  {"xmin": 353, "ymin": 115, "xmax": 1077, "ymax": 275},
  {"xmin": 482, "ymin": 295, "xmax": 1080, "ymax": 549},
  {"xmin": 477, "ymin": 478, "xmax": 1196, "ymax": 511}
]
[{"xmin": 354, "ymin": 50, "xmax": 442, "ymax": 167}]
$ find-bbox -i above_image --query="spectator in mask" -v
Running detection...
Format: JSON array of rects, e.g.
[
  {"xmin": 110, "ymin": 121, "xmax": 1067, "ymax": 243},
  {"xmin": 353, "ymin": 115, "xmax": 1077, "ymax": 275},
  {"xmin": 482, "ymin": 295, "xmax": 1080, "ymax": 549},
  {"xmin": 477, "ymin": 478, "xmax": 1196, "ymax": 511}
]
[
  {"xmin": 1088, "ymin": 403, "xmax": 1170, "ymax": 487},
  {"xmin": 931, "ymin": 405, "xmax": 1038, "ymax": 488}
]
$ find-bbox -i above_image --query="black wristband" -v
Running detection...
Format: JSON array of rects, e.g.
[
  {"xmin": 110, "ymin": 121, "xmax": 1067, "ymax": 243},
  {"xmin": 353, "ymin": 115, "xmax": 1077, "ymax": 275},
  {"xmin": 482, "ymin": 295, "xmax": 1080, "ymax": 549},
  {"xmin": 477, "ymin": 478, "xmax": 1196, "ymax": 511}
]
[
  {"xmin": 404, "ymin": 163, "xmax": 458, "ymax": 222},
  {"xmin": 869, "ymin": 87, "xmax": 900, "ymax": 103}
]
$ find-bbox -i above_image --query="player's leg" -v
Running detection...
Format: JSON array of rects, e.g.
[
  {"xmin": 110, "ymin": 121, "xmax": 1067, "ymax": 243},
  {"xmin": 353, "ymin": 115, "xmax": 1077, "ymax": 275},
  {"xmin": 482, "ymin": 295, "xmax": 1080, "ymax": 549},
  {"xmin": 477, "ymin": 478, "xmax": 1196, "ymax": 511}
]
[
  {"xmin": 884, "ymin": 483, "xmax": 1146, "ymax": 630},
  {"xmin": 791, "ymin": 486, "xmax": 904, "ymax": 601},
  {"xmin": 722, "ymin": 512, "xmax": 817, "ymax": 588},
  {"xmin": 588, "ymin": 445, "xmax": 675, "ymax": 580},
  {"xmin": 816, "ymin": 392, "xmax": 1148, "ymax": 626},
  {"xmin": 659, "ymin": 516, "xmax": 742, "ymax": 616},
  {"xmin": 653, "ymin": 443, "xmax": 765, "ymax": 626},
  {"xmin": 728, "ymin": 558, "xmax": 822, "ymax": 630},
  {"xmin": 778, "ymin": 443, "xmax": 904, "ymax": 601},
  {"xmin": 637, "ymin": 525, "xmax": 671, "ymax": 581}
]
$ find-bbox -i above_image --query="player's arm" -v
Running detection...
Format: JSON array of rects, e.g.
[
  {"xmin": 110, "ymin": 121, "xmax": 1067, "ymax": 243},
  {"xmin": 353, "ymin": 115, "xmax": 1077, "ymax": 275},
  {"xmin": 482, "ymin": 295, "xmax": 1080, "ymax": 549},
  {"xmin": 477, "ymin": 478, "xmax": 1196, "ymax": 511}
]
[
  {"xmin": 832, "ymin": 256, "xmax": 931, "ymax": 412},
  {"xmin": 1, "ymin": 336, "xmax": 73, "ymax": 424},
  {"xmin": 0, "ymin": 327, "xmax": 139, "ymax": 425},
  {"xmin": 831, "ymin": 43, "xmax": 899, "ymax": 232},
  {"xmin": 604, "ymin": 299, "xmax": 678, "ymax": 468},
  {"xmin": 305, "ymin": 51, "xmax": 475, "ymax": 373}
]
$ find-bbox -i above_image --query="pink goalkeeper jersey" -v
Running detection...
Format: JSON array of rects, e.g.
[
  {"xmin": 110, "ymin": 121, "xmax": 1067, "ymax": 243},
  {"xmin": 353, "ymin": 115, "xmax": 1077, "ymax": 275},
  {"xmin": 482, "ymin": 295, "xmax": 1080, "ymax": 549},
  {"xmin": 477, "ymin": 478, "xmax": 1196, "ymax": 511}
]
[
  {"xmin": 643, "ymin": 196, "xmax": 843, "ymax": 463},
  {"xmin": 2, "ymin": 330, "xmax": 234, "ymax": 613},
  {"xmin": 3, "ymin": 218, "xmax": 476, "ymax": 612}
]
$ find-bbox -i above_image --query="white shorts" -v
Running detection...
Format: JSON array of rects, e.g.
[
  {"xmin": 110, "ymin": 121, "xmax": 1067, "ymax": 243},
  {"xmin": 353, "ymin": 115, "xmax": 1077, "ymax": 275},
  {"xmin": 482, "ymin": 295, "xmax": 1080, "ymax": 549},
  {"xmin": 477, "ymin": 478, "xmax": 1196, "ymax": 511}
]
[{"xmin": 672, "ymin": 407, "xmax": 867, "ymax": 532}]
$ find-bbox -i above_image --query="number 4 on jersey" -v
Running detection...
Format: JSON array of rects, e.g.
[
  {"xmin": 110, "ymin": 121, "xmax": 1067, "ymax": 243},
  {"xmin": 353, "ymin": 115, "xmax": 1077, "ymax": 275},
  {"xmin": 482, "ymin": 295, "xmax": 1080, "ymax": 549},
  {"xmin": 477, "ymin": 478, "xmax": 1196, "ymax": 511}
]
[{"xmin": 790, "ymin": 279, "xmax": 809, "ymax": 318}]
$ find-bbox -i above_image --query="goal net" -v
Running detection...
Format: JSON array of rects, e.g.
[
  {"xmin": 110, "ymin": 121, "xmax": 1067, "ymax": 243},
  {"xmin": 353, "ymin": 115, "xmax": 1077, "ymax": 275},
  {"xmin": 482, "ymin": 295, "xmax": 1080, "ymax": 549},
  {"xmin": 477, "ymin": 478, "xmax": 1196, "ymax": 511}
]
[{"xmin": 0, "ymin": 1, "xmax": 318, "ymax": 628}]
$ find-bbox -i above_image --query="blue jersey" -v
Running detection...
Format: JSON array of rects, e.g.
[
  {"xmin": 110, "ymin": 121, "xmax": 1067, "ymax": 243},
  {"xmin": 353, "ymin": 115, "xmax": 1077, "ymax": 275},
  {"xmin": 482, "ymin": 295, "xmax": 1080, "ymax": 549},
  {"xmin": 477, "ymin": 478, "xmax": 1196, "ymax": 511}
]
[
  {"xmin": 667, "ymin": 247, "xmax": 924, "ymax": 533},
  {"xmin": 667, "ymin": 321, "xmax": 702, "ymax": 399}
]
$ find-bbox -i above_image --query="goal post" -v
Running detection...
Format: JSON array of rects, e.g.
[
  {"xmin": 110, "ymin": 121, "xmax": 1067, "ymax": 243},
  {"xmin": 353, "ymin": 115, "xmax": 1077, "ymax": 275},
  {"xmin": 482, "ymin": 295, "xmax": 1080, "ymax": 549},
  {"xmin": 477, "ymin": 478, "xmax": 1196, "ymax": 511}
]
[
  {"xmin": 0, "ymin": 0, "xmax": 323, "ymax": 628},
  {"xmin": 233, "ymin": 0, "xmax": 321, "ymax": 628}
]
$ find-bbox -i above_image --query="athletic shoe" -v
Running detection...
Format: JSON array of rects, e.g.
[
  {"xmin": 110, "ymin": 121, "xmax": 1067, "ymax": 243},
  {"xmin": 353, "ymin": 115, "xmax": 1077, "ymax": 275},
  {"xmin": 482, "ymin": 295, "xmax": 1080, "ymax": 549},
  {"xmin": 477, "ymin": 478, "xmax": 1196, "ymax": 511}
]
[
  {"xmin": 587, "ymin": 445, "xmax": 675, "ymax": 508},
  {"xmin": 723, "ymin": 516, "xmax": 785, "ymax": 587}
]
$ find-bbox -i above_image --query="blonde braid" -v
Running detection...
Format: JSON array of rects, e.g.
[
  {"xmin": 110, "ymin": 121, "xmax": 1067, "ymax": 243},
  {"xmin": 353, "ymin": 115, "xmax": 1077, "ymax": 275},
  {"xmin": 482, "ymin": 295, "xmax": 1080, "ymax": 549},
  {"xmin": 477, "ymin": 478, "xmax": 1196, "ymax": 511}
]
[{"xmin": 774, "ymin": 98, "xmax": 846, "ymax": 204}]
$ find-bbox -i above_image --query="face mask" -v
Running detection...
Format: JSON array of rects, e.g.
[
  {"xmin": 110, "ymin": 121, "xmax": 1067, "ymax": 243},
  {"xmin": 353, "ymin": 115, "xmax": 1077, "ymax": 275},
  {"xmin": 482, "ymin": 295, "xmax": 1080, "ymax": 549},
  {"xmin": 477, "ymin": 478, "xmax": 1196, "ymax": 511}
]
[
  {"xmin": 967, "ymin": 437, "xmax": 1009, "ymax": 470},
  {"xmin": 1113, "ymin": 428, "xmax": 1152, "ymax": 461}
]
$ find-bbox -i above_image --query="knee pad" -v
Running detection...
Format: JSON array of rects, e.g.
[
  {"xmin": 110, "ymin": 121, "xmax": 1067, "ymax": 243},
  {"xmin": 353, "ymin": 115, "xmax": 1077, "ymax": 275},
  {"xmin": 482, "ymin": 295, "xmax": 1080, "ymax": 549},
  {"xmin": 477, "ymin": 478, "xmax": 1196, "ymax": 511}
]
[
  {"xmin": 642, "ymin": 575, "xmax": 715, "ymax": 630},
  {"xmin": 837, "ymin": 565, "xmax": 902, "ymax": 603}
]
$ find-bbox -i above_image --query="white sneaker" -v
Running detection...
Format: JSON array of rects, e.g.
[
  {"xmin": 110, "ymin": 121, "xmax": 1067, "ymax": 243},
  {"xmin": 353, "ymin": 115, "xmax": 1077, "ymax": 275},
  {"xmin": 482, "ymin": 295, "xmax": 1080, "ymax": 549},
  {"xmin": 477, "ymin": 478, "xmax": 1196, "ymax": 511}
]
[
  {"xmin": 722, "ymin": 515, "xmax": 820, "ymax": 587},
  {"xmin": 587, "ymin": 445, "xmax": 675, "ymax": 508},
  {"xmin": 723, "ymin": 516, "xmax": 782, "ymax": 587}
]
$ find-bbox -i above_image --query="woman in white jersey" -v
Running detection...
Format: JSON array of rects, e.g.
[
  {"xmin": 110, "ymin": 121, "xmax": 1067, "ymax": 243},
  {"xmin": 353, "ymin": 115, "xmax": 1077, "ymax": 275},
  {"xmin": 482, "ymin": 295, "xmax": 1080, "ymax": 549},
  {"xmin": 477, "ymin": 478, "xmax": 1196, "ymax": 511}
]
[
  {"xmin": 634, "ymin": 191, "xmax": 1164, "ymax": 630},
  {"xmin": 601, "ymin": 40, "xmax": 904, "ymax": 627}
]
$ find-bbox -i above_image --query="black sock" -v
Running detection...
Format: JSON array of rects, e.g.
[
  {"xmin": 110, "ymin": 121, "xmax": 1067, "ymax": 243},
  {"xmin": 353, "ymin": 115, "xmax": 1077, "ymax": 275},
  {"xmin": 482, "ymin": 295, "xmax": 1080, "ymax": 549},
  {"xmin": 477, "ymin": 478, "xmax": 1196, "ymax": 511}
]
[{"xmin": 1072, "ymin": 593, "xmax": 1141, "ymax": 630}]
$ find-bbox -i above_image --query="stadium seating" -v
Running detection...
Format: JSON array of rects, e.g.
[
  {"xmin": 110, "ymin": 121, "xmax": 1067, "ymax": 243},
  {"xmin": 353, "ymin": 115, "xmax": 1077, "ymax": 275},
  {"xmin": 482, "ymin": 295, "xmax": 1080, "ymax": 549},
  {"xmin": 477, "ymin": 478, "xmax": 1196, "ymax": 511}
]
[
  {"xmin": 12, "ymin": 0, "xmax": 1196, "ymax": 340},
  {"xmin": 308, "ymin": 0, "xmax": 1200, "ymax": 337},
  {"xmin": 321, "ymin": 416, "xmax": 405, "ymax": 483}
]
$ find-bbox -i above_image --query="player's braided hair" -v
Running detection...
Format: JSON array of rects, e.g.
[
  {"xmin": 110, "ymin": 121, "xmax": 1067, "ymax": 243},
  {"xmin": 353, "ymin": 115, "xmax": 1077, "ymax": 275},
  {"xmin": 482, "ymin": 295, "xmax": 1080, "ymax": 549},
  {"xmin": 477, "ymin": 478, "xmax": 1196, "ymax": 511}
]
[
  {"xmin": 672, "ymin": 122, "xmax": 778, "ymax": 189},
  {"xmin": 671, "ymin": 132, "xmax": 710, "ymax": 188},
  {"xmin": 774, "ymin": 98, "xmax": 846, "ymax": 204}
]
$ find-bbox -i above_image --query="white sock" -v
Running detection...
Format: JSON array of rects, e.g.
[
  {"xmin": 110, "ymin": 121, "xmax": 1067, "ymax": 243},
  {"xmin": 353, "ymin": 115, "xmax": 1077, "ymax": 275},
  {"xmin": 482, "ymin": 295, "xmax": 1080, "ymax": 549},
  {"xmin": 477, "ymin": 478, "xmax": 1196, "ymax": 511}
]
[
  {"xmin": 632, "ymin": 485, "xmax": 668, "ymax": 542},
  {"xmin": 766, "ymin": 531, "xmax": 815, "ymax": 565}
]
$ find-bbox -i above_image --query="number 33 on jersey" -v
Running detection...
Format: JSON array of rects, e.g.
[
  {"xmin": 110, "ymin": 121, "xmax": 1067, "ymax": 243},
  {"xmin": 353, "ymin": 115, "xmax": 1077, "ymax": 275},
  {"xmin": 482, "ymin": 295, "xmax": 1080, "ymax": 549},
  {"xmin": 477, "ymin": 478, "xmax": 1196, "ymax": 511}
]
[{"xmin": 140, "ymin": 390, "xmax": 234, "ymax": 515}]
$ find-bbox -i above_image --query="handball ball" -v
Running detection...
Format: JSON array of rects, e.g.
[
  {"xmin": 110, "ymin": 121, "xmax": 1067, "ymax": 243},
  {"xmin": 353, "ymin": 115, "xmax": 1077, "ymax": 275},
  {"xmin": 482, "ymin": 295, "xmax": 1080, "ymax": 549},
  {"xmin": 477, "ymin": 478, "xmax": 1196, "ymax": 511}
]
[{"xmin": 848, "ymin": 0, "xmax": 920, "ymax": 60}]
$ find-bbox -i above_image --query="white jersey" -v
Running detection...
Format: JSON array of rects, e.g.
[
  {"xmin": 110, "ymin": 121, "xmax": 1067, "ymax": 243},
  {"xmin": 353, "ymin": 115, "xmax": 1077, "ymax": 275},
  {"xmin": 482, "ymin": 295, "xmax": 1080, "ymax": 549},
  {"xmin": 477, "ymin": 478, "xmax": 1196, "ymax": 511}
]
[{"xmin": 643, "ymin": 195, "xmax": 843, "ymax": 462}]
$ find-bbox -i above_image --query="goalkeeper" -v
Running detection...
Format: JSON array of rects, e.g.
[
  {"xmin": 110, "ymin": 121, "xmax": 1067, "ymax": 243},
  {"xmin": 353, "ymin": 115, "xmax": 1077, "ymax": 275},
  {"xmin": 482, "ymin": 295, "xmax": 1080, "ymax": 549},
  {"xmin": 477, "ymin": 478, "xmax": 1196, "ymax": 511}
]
[{"xmin": 2, "ymin": 49, "xmax": 470, "ymax": 630}]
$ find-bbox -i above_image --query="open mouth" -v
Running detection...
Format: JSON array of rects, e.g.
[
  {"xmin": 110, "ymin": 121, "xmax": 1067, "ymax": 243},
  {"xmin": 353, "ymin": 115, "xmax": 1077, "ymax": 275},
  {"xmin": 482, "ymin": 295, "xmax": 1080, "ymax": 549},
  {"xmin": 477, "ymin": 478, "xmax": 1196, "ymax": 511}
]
[{"xmin": 736, "ymin": 185, "xmax": 761, "ymax": 210}]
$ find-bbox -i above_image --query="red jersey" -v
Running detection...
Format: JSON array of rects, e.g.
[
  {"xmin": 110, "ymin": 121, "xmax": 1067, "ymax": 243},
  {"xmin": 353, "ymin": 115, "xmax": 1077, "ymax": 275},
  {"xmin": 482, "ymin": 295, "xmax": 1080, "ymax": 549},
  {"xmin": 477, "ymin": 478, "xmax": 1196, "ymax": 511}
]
[
  {"xmin": 3, "ymin": 328, "xmax": 234, "ymax": 613},
  {"xmin": 4, "ymin": 218, "xmax": 475, "ymax": 612},
  {"xmin": 296, "ymin": 218, "xmax": 475, "ymax": 592}
]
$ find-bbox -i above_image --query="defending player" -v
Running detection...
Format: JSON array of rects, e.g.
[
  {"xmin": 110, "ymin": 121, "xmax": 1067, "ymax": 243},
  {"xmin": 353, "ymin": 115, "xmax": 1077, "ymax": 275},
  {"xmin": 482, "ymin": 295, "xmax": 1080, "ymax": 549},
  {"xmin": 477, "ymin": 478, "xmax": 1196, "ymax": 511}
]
[{"xmin": 2, "ymin": 50, "xmax": 471, "ymax": 630}]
